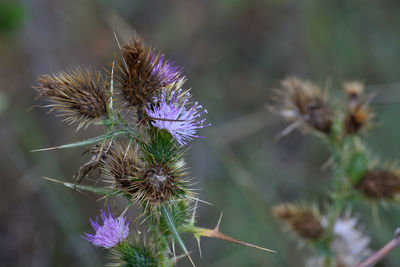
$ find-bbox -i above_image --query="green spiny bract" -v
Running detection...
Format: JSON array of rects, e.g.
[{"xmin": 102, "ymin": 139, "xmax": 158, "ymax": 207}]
[
  {"xmin": 112, "ymin": 241, "xmax": 157, "ymax": 267},
  {"xmin": 141, "ymin": 128, "xmax": 182, "ymax": 166},
  {"xmin": 101, "ymin": 135, "xmax": 191, "ymax": 208}
]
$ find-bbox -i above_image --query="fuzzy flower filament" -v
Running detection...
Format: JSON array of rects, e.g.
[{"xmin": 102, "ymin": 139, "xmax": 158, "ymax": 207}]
[
  {"xmin": 151, "ymin": 54, "xmax": 183, "ymax": 86},
  {"xmin": 146, "ymin": 90, "xmax": 210, "ymax": 145},
  {"xmin": 83, "ymin": 209, "xmax": 129, "ymax": 249}
]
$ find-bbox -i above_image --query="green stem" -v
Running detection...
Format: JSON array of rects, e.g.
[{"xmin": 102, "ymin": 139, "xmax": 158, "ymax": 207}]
[
  {"xmin": 146, "ymin": 208, "xmax": 170, "ymax": 267},
  {"xmin": 323, "ymin": 135, "xmax": 356, "ymax": 265}
]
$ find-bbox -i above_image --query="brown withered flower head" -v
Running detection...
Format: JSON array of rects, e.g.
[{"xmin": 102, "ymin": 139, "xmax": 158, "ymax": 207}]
[
  {"xmin": 36, "ymin": 68, "xmax": 109, "ymax": 130},
  {"xmin": 101, "ymin": 139, "xmax": 189, "ymax": 208},
  {"xmin": 343, "ymin": 81, "xmax": 373, "ymax": 135},
  {"xmin": 115, "ymin": 37, "xmax": 183, "ymax": 112},
  {"xmin": 273, "ymin": 203, "xmax": 324, "ymax": 240},
  {"xmin": 272, "ymin": 76, "xmax": 332, "ymax": 136},
  {"xmin": 355, "ymin": 169, "xmax": 400, "ymax": 199}
]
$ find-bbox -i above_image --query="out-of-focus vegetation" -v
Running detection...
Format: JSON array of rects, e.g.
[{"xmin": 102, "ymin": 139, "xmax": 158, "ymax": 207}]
[
  {"xmin": 0, "ymin": 1, "xmax": 25, "ymax": 33},
  {"xmin": 1, "ymin": 0, "xmax": 400, "ymax": 266}
]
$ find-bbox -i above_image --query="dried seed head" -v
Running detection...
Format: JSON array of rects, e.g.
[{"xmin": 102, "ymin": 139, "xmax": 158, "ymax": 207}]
[
  {"xmin": 273, "ymin": 203, "xmax": 323, "ymax": 240},
  {"xmin": 356, "ymin": 169, "xmax": 400, "ymax": 199},
  {"xmin": 101, "ymin": 141, "xmax": 144, "ymax": 193},
  {"xmin": 102, "ymin": 140, "xmax": 189, "ymax": 207},
  {"xmin": 343, "ymin": 81, "xmax": 364, "ymax": 99},
  {"xmin": 35, "ymin": 68, "xmax": 109, "ymax": 129},
  {"xmin": 343, "ymin": 81, "xmax": 373, "ymax": 134},
  {"xmin": 138, "ymin": 131, "xmax": 189, "ymax": 206},
  {"xmin": 138, "ymin": 165, "xmax": 183, "ymax": 205},
  {"xmin": 273, "ymin": 76, "xmax": 332, "ymax": 134},
  {"xmin": 115, "ymin": 37, "xmax": 183, "ymax": 109}
]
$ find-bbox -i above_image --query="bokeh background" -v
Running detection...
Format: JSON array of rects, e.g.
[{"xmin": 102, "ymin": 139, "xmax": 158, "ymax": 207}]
[{"xmin": 2, "ymin": 0, "xmax": 400, "ymax": 266}]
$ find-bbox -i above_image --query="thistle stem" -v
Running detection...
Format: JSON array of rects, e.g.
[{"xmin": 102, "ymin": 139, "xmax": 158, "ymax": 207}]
[{"xmin": 355, "ymin": 228, "xmax": 400, "ymax": 267}]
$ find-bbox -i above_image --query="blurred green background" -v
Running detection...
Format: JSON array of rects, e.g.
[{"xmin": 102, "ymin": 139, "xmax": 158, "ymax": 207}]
[{"xmin": 1, "ymin": 0, "xmax": 400, "ymax": 266}]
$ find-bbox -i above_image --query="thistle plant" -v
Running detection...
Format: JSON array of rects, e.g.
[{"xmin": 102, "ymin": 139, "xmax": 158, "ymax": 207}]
[
  {"xmin": 33, "ymin": 35, "xmax": 274, "ymax": 266},
  {"xmin": 271, "ymin": 77, "xmax": 400, "ymax": 266}
]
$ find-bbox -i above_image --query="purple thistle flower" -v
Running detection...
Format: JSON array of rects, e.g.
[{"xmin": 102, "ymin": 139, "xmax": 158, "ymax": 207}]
[
  {"xmin": 145, "ymin": 89, "xmax": 210, "ymax": 145},
  {"xmin": 151, "ymin": 54, "xmax": 183, "ymax": 86},
  {"xmin": 83, "ymin": 209, "xmax": 129, "ymax": 249}
]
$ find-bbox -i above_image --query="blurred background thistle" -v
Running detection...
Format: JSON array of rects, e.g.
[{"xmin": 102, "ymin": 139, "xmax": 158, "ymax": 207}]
[
  {"xmin": 3, "ymin": 0, "xmax": 400, "ymax": 266},
  {"xmin": 271, "ymin": 77, "xmax": 400, "ymax": 266}
]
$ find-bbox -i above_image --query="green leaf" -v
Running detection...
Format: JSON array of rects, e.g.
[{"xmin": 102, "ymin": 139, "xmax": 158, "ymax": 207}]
[
  {"xmin": 159, "ymin": 201, "xmax": 188, "ymax": 234},
  {"xmin": 31, "ymin": 131, "xmax": 127, "ymax": 152},
  {"xmin": 161, "ymin": 205, "xmax": 195, "ymax": 266},
  {"xmin": 43, "ymin": 177, "xmax": 118, "ymax": 196}
]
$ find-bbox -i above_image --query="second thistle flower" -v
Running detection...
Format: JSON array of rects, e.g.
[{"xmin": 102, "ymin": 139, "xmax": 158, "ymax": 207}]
[
  {"xmin": 145, "ymin": 89, "xmax": 210, "ymax": 146},
  {"xmin": 83, "ymin": 209, "xmax": 129, "ymax": 249}
]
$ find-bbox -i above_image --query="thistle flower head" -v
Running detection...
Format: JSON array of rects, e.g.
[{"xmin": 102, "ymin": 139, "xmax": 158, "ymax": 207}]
[
  {"xmin": 273, "ymin": 203, "xmax": 323, "ymax": 240},
  {"xmin": 83, "ymin": 209, "xmax": 129, "ymax": 249},
  {"xmin": 145, "ymin": 89, "xmax": 210, "ymax": 145},
  {"xmin": 343, "ymin": 81, "xmax": 373, "ymax": 135},
  {"xmin": 355, "ymin": 168, "xmax": 400, "ymax": 199},
  {"xmin": 116, "ymin": 38, "xmax": 183, "ymax": 108},
  {"xmin": 151, "ymin": 54, "xmax": 183, "ymax": 86},
  {"xmin": 102, "ymin": 140, "xmax": 190, "ymax": 208},
  {"xmin": 35, "ymin": 68, "xmax": 109, "ymax": 129},
  {"xmin": 272, "ymin": 76, "xmax": 332, "ymax": 135}
]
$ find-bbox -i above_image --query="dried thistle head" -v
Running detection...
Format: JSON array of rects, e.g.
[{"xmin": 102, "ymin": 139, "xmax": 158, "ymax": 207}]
[
  {"xmin": 272, "ymin": 76, "xmax": 332, "ymax": 135},
  {"xmin": 101, "ymin": 140, "xmax": 145, "ymax": 194},
  {"xmin": 343, "ymin": 81, "xmax": 364, "ymax": 98},
  {"xmin": 35, "ymin": 68, "xmax": 109, "ymax": 129},
  {"xmin": 102, "ymin": 137, "xmax": 190, "ymax": 208},
  {"xmin": 139, "ymin": 128, "xmax": 191, "ymax": 206},
  {"xmin": 273, "ymin": 203, "xmax": 323, "ymax": 240},
  {"xmin": 115, "ymin": 37, "xmax": 183, "ymax": 110},
  {"xmin": 343, "ymin": 81, "xmax": 373, "ymax": 135},
  {"xmin": 355, "ymin": 168, "xmax": 400, "ymax": 199}
]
